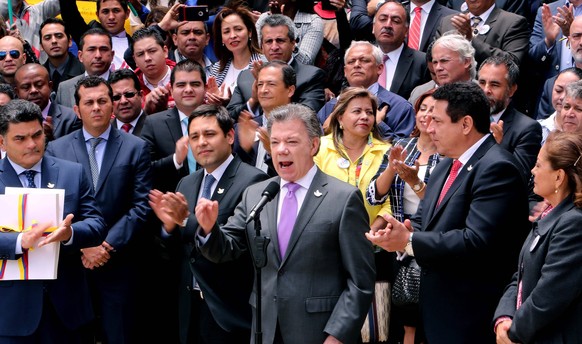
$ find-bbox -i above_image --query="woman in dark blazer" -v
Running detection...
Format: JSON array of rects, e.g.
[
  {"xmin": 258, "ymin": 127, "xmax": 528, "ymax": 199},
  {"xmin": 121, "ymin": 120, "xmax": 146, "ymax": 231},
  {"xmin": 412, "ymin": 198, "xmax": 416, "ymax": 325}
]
[{"xmin": 494, "ymin": 131, "xmax": 582, "ymax": 343}]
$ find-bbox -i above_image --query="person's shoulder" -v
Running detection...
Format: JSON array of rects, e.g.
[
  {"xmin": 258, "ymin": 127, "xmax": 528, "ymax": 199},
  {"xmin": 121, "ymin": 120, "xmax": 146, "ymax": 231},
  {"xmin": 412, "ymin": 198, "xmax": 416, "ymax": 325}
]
[
  {"xmin": 146, "ymin": 108, "xmax": 176, "ymax": 121},
  {"xmin": 45, "ymin": 155, "xmax": 83, "ymax": 171},
  {"xmin": 118, "ymin": 129, "xmax": 148, "ymax": 148}
]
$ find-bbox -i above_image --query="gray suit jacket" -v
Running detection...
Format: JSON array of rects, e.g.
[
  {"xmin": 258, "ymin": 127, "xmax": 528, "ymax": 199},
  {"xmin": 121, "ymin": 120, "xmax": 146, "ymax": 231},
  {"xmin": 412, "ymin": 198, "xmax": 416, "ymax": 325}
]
[
  {"xmin": 55, "ymin": 74, "xmax": 84, "ymax": 109},
  {"xmin": 200, "ymin": 169, "xmax": 376, "ymax": 344},
  {"xmin": 48, "ymin": 102, "xmax": 82, "ymax": 140},
  {"xmin": 437, "ymin": 7, "xmax": 530, "ymax": 66},
  {"xmin": 494, "ymin": 197, "xmax": 582, "ymax": 343}
]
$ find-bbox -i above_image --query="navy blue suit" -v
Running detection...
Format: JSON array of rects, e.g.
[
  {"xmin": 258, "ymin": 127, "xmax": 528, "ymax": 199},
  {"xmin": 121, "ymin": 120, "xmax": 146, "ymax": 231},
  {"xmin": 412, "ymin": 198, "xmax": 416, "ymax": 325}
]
[
  {"xmin": 48, "ymin": 102, "xmax": 82, "ymax": 141},
  {"xmin": 46, "ymin": 127, "xmax": 152, "ymax": 343},
  {"xmin": 0, "ymin": 156, "xmax": 106, "ymax": 338}
]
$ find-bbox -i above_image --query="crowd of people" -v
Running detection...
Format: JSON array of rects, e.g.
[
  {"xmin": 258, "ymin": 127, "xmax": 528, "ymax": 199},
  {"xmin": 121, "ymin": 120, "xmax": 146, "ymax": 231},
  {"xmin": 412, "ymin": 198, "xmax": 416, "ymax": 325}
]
[{"xmin": 0, "ymin": 0, "xmax": 582, "ymax": 343}]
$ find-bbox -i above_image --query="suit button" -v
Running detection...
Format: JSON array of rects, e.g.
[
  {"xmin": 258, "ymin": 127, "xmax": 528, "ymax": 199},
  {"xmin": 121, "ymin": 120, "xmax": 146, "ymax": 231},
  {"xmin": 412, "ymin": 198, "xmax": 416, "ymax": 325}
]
[
  {"xmin": 273, "ymin": 296, "xmax": 277, "ymax": 302},
  {"xmin": 556, "ymin": 64, "xmax": 560, "ymax": 70},
  {"xmin": 186, "ymin": 285, "xmax": 191, "ymax": 291},
  {"xmin": 190, "ymin": 258, "xmax": 195, "ymax": 264},
  {"xmin": 541, "ymin": 56, "xmax": 546, "ymax": 62}
]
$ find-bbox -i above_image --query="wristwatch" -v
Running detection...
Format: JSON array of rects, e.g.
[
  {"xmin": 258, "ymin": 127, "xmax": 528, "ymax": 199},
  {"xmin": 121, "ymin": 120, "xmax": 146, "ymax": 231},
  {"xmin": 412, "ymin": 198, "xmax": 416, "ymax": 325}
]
[
  {"xmin": 404, "ymin": 232, "xmax": 414, "ymax": 256},
  {"xmin": 411, "ymin": 181, "xmax": 424, "ymax": 192}
]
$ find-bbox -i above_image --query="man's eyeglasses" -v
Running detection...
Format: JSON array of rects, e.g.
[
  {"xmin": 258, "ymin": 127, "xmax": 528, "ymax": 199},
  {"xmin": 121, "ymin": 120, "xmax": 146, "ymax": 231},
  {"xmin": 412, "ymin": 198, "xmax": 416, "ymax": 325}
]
[
  {"xmin": 112, "ymin": 91, "xmax": 138, "ymax": 101},
  {"xmin": 0, "ymin": 50, "xmax": 21, "ymax": 61}
]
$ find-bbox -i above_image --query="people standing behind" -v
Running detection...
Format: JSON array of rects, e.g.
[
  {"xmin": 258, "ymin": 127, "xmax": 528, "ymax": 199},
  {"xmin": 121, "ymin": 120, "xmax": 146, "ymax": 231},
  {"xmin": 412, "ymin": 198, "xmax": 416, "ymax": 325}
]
[
  {"xmin": 494, "ymin": 131, "xmax": 582, "ymax": 343},
  {"xmin": 366, "ymin": 82, "xmax": 530, "ymax": 344},
  {"xmin": 227, "ymin": 14, "xmax": 326, "ymax": 119},
  {"xmin": 0, "ymin": 0, "xmax": 60, "ymax": 59},
  {"xmin": 196, "ymin": 103, "xmax": 375, "ymax": 344},
  {"xmin": 235, "ymin": 61, "xmax": 295, "ymax": 177},
  {"xmin": 477, "ymin": 56, "xmax": 542, "ymax": 182},
  {"xmin": 131, "ymin": 27, "xmax": 176, "ymax": 114},
  {"xmin": 559, "ymin": 80, "xmax": 582, "ymax": 134},
  {"xmin": 207, "ymin": 3, "xmax": 263, "ymax": 105},
  {"xmin": 149, "ymin": 104, "xmax": 268, "ymax": 344},
  {"xmin": 56, "ymin": 28, "xmax": 115, "ymax": 109},
  {"xmin": 0, "ymin": 99, "xmax": 106, "ymax": 342},
  {"xmin": 109, "ymin": 68, "xmax": 147, "ymax": 136},
  {"xmin": 366, "ymin": 89, "xmax": 440, "ymax": 344},
  {"xmin": 14, "ymin": 64, "xmax": 81, "ymax": 141},
  {"xmin": 255, "ymin": 0, "xmax": 323, "ymax": 65},
  {"xmin": 317, "ymin": 41, "xmax": 415, "ymax": 140},
  {"xmin": 39, "ymin": 18, "xmax": 85, "ymax": 92},
  {"xmin": 538, "ymin": 68, "xmax": 582, "ymax": 143},
  {"xmin": 46, "ymin": 76, "xmax": 151, "ymax": 344},
  {"xmin": 0, "ymin": 36, "xmax": 27, "ymax": 87},
  {"xmin": 372, "ymin": 0, "xmax": 430, "ymax": 100}
]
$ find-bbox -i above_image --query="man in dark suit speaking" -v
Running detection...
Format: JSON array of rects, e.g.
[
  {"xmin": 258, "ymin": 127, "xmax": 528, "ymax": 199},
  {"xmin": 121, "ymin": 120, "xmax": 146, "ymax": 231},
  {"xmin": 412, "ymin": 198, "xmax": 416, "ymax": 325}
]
[
  {"xmin": 367, "ymin": 82, "xmax": 530, "ymax": 343},
  {"xmin": 0, "ymin": 100, "xmax": 106, "ymax": 342},
  {"xmin": 195, "ymin": 104, "xmax": 375, "ymax": 344},
  {"xmin": 150, "ymin": 104, "xmax": 268, "ymax": 344}
]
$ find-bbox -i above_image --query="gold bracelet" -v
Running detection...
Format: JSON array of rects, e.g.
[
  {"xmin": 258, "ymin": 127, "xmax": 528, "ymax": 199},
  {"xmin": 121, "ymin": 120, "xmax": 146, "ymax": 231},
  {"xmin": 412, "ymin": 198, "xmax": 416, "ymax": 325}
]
[{"xmin": 413, "ymin": 182, "xmax": 426, "ymax": 194}]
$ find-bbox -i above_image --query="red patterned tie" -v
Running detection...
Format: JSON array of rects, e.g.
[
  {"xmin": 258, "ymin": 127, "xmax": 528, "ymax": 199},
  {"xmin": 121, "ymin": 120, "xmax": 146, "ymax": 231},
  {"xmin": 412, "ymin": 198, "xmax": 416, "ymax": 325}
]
[
  {"xmin": 408, "ymin": 7, "xmax": 422, "ymax": 50},
  {"xmin": 121, "ymin": 123, "xmax": 133, "ymax": 133},
  {"xmin": 437, "ymin": 160, "xmax": 463, "ymax": 207}
]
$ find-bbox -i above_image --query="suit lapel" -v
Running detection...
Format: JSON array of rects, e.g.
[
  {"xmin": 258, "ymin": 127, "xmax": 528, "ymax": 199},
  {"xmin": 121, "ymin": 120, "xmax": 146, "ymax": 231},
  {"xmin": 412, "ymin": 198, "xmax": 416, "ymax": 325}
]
[
  {"xmin": 167, "ymin": 108, "xmax": 184, "ymax": 142},
  {"xmin": 420, "ymin": 5, "xmax": 440, "ymax": 50},
  {"xmin": 49, "ymin": 103, "xmax": 63, "ymax": 135},
  {"xmin": 72, "ymin": 130, "xmax": 93, "ymax": 186},
  {"xmin": 40, "ymin": 156, "xmax": 60, "ymax": 189},
  {"xmin": 499, "ymin": 107, "xmax": 515, "ymax": 137},
  {"xmin": 423, "ymin": 157, "xmax": 450, "ymax": 222},
  {"xmin": 95, "ymin": 128, "xmax": 122, "ymax": 193},
  {"xmin": 280, "ymin": 170, "xmax": 327, "ymax": 265},
  {"xmin": 481, "ymin": 7, "xmax": 500, "ymax": 40},
  {"xmin": 0, "ymin": 159, "xmax": 25, "ymax": 188},
  {"xmin": 211, "ymin": 157, "xmax": 239, "ymax": 204},
  {"xmin": 390, "ymin": 46, "xmax": 413, "ymax": 94}
]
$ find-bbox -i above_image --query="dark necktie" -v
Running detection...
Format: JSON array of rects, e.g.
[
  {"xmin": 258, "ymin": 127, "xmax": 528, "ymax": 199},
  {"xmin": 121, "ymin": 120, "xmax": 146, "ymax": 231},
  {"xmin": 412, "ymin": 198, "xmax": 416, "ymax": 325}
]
[
  {"xmin": 437, "ymin": 160, "xmax": 462, "ymax": 207},
  {"xmin": 201, "ymin": 174, "xmax": 216, "ymax": 199},
  {"xmin": 23, "ymin": 170, "xmax": 37, "ymax": 188},
  {"xmin": 52, "ymin": 70, "xmax": 62, "ymax": 90},
  {"xmin": 89, "ymin": 138, "xmax": 103, "ymax": 189},
  {"xmin": 278, "ymin": 183, "xmax": 300, "ymax": 258}
]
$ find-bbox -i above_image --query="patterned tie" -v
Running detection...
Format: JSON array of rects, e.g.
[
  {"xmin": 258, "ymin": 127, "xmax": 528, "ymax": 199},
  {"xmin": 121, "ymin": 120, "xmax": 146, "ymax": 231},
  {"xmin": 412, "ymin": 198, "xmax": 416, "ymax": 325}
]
[
  {"xmin": 278, "ymin": 183, "xmax": 300, "ymax": 259},
  {"xmin": 181, "ymin": 117, "xmax": 196, "ymax": 174},
  {"xmin": 200, "ymin": 174, "xmax": 215, "ymax": 199},
  {"xmin": 378, "ymin": 54, "xmax": 389, "ymax": 88},
  {"xmin": 408, "ymin": 6, "xmax": 422, "ymax": 50},
  {"xmin": 437, "ymin": 159, "xmax": 463, "ymax": 207},
  {"xmin": 471, "ymin": 16, "xmax": 482, "ymax": 36},
  {"xmin": 88, "ymin": 138, "xmax": 103, "ymax": 189},
  {"xmin": 121, "ymin": 123, "xmax": 132, "ymax": 133},
  {"xmin": 23, "ymin": 170, "xmax": 37, "ymax": 188}
]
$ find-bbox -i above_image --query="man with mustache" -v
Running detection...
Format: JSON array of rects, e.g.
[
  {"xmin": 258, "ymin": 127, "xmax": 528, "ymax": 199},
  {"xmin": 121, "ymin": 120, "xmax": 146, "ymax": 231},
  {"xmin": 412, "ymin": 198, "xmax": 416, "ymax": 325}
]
[
  {"xmin": 109, "ymin": 69, "xmax": 147, "ymax": 136},
  {"xmin": 372, "ymin": 0, "xmax": 430, "ymax": 100},
  {"xmin": 477, "ymin": 55, "xmax": 541, "ymax": 182}
]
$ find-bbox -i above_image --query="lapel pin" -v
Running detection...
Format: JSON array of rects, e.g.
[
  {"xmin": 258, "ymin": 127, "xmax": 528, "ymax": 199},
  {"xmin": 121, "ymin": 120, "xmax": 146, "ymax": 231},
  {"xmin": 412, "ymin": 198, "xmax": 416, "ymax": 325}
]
[
  {"xmin": 314, "ymin": 190, "xmax": 322, "ymax": 197},
  {"xmin": 467, "ymin": 165, "xmax": 473, "ymax": 172},
  {"xmin": 217, "ymin": 188, "xmax": 224, "ymax": 194},
  {"xmin": 479, "ymin": 25, "xmax": 491, "ymax": 35},
  {"xmin": 47, "ymin": 183, "xmax": 55, "ymax": 189}
]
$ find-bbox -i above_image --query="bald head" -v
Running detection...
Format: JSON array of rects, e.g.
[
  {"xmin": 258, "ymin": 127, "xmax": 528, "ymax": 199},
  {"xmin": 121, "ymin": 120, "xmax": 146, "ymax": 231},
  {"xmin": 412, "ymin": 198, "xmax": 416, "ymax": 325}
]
[
  {"xmin": 0, "ymin": 36, "xmax": 26, "ymax": 82},
  {"xmin": 15, "ymin": 64, "xmax": 53, "ymax": 110}
]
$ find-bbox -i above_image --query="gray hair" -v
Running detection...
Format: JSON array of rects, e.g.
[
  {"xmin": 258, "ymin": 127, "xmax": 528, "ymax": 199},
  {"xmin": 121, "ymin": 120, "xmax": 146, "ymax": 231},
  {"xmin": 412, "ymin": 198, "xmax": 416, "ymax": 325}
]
[
  {"xmin": 258, "ymin": 14, "xmax": 296, "ymax": 44},
  {"xmin": 434, "ymin": 32, "xmax": 477, "ymax": 79},
  {"xmin": 344, "ymin": 41, "xmax": 384, "ymax": 65},
  {"xmin": 566, "ymin": 80, "xmax": 582, "ymax": 100},
  {"xmin": 267, "ymin": 103, "xmax": 321, "ymax": 142}
]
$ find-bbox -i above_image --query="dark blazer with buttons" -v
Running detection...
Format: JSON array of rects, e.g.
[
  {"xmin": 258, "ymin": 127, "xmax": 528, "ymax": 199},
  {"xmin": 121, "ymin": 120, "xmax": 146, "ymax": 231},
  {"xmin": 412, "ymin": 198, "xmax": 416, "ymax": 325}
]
[
  {"xmin": 437, "ymin": 7, "xmax": 530, "ymax": 67},
  {"xmin": 200, "ymin": 169, "xmax": 376, "ymax": 344},
  {"xmin": 410, "ymin": 136, "xmax": 530, "ymax": 343},
  {"xmin": 0, "ymin": 156, "xmax": 106, "ymax": 337},
  {"xmin": 529, "ymin": 0, "xmax": 567, "ymax": 82},
  {"xmin": 43, "ymin": 52, "xmax": 85, "ymax": 92},
  {"xmin": 141, "ymin": 107, "xmax": 190, "ymax": 193},
  {"xmin": 48, "ymin": 102, "xmax": 82, "ymax": 140},
  {"xmin": 494, "ymin": 197, "xmax": 582, "ymax": 343},
  {"xmin": 175, "ymin": 155, "xmax": 267, "ymax": 343},
  {"xmin": 390, "ymin": 44, "xmax": 431, "ymax": 100}
]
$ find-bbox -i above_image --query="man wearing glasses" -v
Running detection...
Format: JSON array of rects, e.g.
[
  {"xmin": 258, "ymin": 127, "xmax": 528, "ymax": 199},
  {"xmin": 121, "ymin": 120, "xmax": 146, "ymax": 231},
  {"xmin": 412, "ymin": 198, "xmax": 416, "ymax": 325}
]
[
  {"xmin": 0, "ymin": 36, "xmax": 27, "ymax": 88},
  {"xmin": 109, "ymin": 69, "xmax": 147, "ymax": 136}
]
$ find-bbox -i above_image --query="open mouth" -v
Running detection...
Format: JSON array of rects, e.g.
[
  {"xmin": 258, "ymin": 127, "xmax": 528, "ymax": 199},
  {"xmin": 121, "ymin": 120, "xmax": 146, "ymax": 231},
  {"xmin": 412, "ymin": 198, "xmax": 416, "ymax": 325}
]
[{"xmin": 279, "ymin": 161, "xmax": 293, "ymax": 169}]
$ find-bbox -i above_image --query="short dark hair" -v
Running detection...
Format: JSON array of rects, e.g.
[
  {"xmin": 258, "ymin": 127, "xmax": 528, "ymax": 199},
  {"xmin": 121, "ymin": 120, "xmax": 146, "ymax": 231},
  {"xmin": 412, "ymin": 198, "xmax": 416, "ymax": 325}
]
[
  {"xmin": 432, "ymin": 82, "xmax": 490, "ymax": 134},
  {"xmin": 0, "ymin": 100, "xmax": 43, "ymax": 136},
  {"xmin": 0, "ymin": 83, "xmax": 16, "ymax": 101},
  {"xmin": 74, "ymin": 76, "xmax": 114, "ymax": 106},
  {"xmin": 479, "ymin": 55, "xmax": 520, "ymax": 87},
  {"xmin": 108, "ymin": 69, "xmax": 141, "ymax": 91},
  {"xmin": 96, "ymin": 0, "xmax": 129, "ymax": 13},
  {"xmin": 188, "ymin": 104, "xmax": 234, "ymax": 135},
  {"xmin": 131, "ymin": 27, "xmax": 166, "ymax": 52},
  {"xmin": 79, "ymin": 28, "xmax": 112, "ymax": 51},
  {"xmin": 39, "ymin": 17, "xmax": 71, "ymax": 39},
  {"xmin": 258, "ymin": 61, "xmax": 296, "ymax": 88},
  {"xmin": 170, "ymin": 60, "xmax": 207, "ymax": 86}
]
